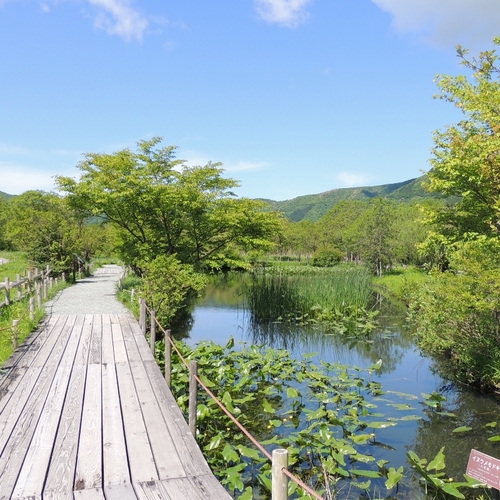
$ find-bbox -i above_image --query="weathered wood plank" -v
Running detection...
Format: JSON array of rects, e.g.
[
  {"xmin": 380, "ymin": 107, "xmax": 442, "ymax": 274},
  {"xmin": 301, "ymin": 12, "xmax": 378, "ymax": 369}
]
[
  {"xmin": 104, "ymin": 484, "xmax": 138, "ymax": 500},
  {"xmin": 114, "ymin": 361, "xmax": 157, "ymax": 483},
  {"xmin": 118, "ymin": 318, "xmax": 143, "ymax": 364},
  {"xmin": 73, "ymin": 488, "xmax": 106, "ymax": 499},
  {"xmin": 30, "ymin": 315, "xmax": 72, "ymax": 368},
  {"xmin": 12, "ymin": 364, "xmax": 73, "ymax": 498},
  {"xmin": 112, "ymin": 323, "xmax": 128, "ymax": 363},
  {"xmin": 73, "ymin": 315, "xmax": 93, "ymax": 366},
  {"xmin": 102, "ymin": 362, "xmax": 130, "ymax": 488},
  {"xmin": 101, "ymin": 315, "xmax": 114, "ymax": 365},
  {"xmin": 142, "ymin": 360, "xmax": 212, "ymax": 477},
  {"xmin": 44, "ymin": 364, "xmax": 86, "ymax": 495},
  {"xmin": 129, "ymin": 360, "xmax": 186, "ymax": 480},
  {"xmin": 124, "ymin": 316, "xmax": 155, "ymax": 363},
  {"xmin": 0, "ymin": 364, "xmax": 61, "ymax": 499},
  {"xmin": 0, "ymin": 366, "xmax": 28, "ymax": 414},
  {"xmin": 75, "ymin": 364, "xmax": 102, "ymax": 491},
  {"xmin": 89, "ymin": 315, "xmax": 102, "ymax": 365}
]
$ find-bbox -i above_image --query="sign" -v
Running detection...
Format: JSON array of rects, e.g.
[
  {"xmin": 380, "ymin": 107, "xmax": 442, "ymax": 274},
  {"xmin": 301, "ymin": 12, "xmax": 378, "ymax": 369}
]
[{"xmin": 466, "ymin": 449, "xmax": 500, "ymax": 489}]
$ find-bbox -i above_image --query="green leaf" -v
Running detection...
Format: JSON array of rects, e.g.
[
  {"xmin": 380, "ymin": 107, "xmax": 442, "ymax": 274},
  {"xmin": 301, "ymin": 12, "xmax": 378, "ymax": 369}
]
[
  {"xmin": 441, "ymin": 483, "xmax": 465, "ymax": 499},
  {"xmin": 427, "ymin": 447, "xmax": 446, "ymax": 471},
  {"xmin": 225, "ymin": 337, "xmax": 235, "ymax": 349},
  {"xmin": 237, "ymin": 445, "xmax": 261, "ymax": 460},
  {"xmin": 350, "ymin": 469, "xmax": 380, "ymax": 478},
  {"xmin": 368, "ymin": 359, "xmax": 382, "ymax": 371},
  {"xmin": 367, "ymin": 421, "xmax": 397, "ymax": 429},
  {"xmin": 287, "ymin": 387, "xmax": 300, "ymax": 398},
  {"xmin": 206, "ymin": 434, "xmax": 224, "ymax": 451},
  {"xmin": 262, "ymin": 399, "xmax": 274, "ymax": 413},
  {"xmin": 237, "ymin": 487, "xmax": 253, "ymax": 500},
  {"xmin": 386, "ymin": 466, "xmax": 403, "ymax": 489},
  {"xmin": 452, "ymin": 426, "xmax": 472, "ymax": 433},
  {"xmin": 222, "ymin": 443, "xmax": 239, "ymax": 463},
  {"xmin": 488, "ymin": 435, "xmax": 500, "ymax": 442}
]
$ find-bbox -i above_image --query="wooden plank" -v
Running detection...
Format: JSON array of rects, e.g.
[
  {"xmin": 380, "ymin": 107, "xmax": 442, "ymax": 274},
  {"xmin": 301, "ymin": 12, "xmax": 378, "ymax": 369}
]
[
  {"xmin": 104, "ymin": 484, "xmax": 138, "ymax": 500},
  {"xmin": 190, "ymin": 473, "xmax": 233, "ymax": 499},
  {"xmin": 133, "ymin": 481, "xmax": 172, "ymax": 500},
  {"xmin": 89, "ymin": 315, "xmax": 102, "ymax": 365},
  {"xmin": 73, "ymin": 488, "xmax": 106, "ymax": 500},
  {"xmin": 112, "ymin": 323, "xmax": 128, "ymax": 363},
  {"xmin": 124, "ymin": 316, "xmax": 154, "ymax": 363},
  {"xmin": 73, "ymin": 315, "xmax": 93, "ymax": 366},
  {"xmin": 44, "ymin": 364, "xmax": 87, "ymax": 495},
  {"xmin": 119, "ymin": 318, "xmax": 142, "ymax": 364},
  {"xmin": 102, "ymin": 362, "xmax": 130, "ymax": 488},
  {"xmin": 114, "ymin": 361, "xmax": 157, "ymax": 483},
  {"xmin": 142, "ymin": 361, "xmax": 212, "ymax": 477},
  {"xmin": 0, "ymin": 366, "xmax": 28, "ymax": 414},
  {"xmin": 0, "ymin": 364, "xmax": 60, "ymax": 498},
  {"xmin": 75, "ymin": 364, "xmax": 102, "ymax": 491},
  {"xmin": 128, "ymin": 360, "xmax": 186, "ymax": 480},
  {"xmin": 43, "ymin": 492, "xmax": 73, "ymax": 500},
  {"xmin": 12, "ymin": 364, "xmax": 73, "ymax": 498},
  {"xmin": 0, "ymin": 366, "xmax": 42, "ymax": 454},
  {"xmin": 101, "ymin": 315, "xmax": 114, "ymax": 366}
]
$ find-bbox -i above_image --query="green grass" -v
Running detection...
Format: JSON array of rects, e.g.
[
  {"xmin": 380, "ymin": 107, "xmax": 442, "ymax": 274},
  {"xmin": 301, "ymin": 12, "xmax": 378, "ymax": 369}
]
[
  {"xmin": 373, "ymin": 265, "xmax": 430, "ymax": 303},
  {"xmin": 0, "ymin": 252, "xmax": 31, "ymax": 281},
  {"xmin": 0, "ymin": 279, "xmax": 69, "ymax": 365}
]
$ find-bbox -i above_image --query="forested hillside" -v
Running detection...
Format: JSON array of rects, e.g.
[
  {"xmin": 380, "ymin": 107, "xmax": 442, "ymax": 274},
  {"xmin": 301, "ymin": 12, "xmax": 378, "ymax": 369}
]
[{"xmin": 265, "ymin": 175, "xmax": 441, "ymax": 221}]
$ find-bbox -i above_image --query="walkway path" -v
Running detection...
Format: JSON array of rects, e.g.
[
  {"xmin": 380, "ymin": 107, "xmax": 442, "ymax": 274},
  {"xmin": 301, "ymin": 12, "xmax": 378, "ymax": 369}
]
[{"xmin": 0, "ymin": 266, "xmax": 231, "ymax": 500}]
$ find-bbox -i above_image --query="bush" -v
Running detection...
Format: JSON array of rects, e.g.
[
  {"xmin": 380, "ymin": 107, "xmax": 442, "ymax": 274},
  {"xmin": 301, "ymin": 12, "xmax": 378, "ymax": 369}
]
[{"xmin": 311, "ymin": 247, "xmax": 343, "ymax": 267}]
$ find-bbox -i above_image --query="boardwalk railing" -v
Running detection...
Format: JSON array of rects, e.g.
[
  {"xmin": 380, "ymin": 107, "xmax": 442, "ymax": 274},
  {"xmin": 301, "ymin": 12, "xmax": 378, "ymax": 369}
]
[
  {"xmin": 0, "ymin": 266, "xmax": 54, "ymax": 309},
  {"xmin": 134, "ymin": 297, "xmax": 323, "ymax": 500}
]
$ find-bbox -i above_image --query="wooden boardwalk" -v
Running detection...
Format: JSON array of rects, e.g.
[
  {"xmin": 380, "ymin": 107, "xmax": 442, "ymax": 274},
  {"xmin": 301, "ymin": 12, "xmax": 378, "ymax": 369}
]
[{"xmin": 0, "ymin": 312, "xmax": 232, "ymax": 500}]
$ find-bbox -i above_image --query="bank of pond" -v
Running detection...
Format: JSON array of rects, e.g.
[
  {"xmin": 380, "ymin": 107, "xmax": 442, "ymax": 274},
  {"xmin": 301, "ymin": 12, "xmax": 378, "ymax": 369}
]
[{"xmin": 152, "ymin": 267, "xmax": 500, "ymax": 499}]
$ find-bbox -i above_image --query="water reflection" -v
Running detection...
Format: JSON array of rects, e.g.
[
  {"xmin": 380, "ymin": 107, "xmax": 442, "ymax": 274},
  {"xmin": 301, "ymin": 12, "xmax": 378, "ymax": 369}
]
[{"xmin": 182, "ymin": 273, "xmax": 500, "ymax": 496}]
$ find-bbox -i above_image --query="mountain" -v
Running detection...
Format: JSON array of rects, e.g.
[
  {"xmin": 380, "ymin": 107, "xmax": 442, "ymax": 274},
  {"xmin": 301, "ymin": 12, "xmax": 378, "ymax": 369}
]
[
  {"xmin": 265, "ymin": 175, "xmax": 440, "ymax": 222},
  {"xmin": 0, "ymin": 191, "xmax": 13, "ymax": 200}
]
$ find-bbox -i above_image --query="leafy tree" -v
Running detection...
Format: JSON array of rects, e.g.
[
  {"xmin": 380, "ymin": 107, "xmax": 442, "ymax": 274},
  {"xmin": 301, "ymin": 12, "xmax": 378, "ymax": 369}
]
[
  {"xmin": 57, "ymin": 137, "xmax": 282, "ymax": 271},
  {"xmin": 424, "ymin": 38, "xmax": 500, "ymax": 249}
]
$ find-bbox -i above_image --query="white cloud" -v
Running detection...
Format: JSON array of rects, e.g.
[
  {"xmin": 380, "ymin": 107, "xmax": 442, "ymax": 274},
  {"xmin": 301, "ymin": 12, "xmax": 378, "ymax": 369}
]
[
  {"xmin": 0, "ymin": 163, "xmax": 60, "ymax": 194},
  {"xmin": 337, "ymin": 172, "xmax": 373, "ymax": 187},
  {"xmin": 224, "ymin": 161, "xmax": 268, "ymax": 172},
  {"xmin": 372, "ymin": 0, "xmax": 500, "ymax": 48},
  {"xmin": 254, "ymin": 0, "xmax": 313, "ymax": 28},
  {"xmin": 87, "ymin": 0, "xmax": 148, "ymax": 41}
]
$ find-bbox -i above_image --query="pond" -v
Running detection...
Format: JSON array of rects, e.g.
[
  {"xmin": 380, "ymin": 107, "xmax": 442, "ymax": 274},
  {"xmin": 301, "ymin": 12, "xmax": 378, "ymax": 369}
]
[{"xmin": 178, "ymin": 274, "xmax": 500, "ymax": 498}]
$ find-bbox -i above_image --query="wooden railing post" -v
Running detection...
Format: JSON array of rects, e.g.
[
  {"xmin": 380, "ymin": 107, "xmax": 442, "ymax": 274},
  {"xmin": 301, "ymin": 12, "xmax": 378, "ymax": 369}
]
[
  {"xmin": 189, "ymin": 360, "xmax": 198, "ymax": 437},
  {"xmin": 4, "ymin": 278, "xmax": 10, "ymax": 306},
  {"xmin": 272, "ymin": 448, "xmax": 289, "ymax": 500},
  {"xmin": 165, "ymin": 329, "xmax": 172, "ymax": 388},
  {"xmin": 140, "ymin": 298, "xmax": 146, "ymax": 336},
  {"xmin": 16, "ymin": 274, "xmax": 21, "ymax": 300},
  {"xmin": 150, "ymin": 309, "xmax": 156, "ymax": 355},
  {"xmin": 37, "ymin": 284, "xmax": 42, "ymax": 309},
  {"xmin": 12, "ymin": 319, "xmax": 19, "ymax": 350},
  {"xmin": 43, "ymin": 279, "xmax": 48, "ymax": 300},
  {"xmin": 30, "ymin": 297, "xmax": 35, "ymax": 321}
]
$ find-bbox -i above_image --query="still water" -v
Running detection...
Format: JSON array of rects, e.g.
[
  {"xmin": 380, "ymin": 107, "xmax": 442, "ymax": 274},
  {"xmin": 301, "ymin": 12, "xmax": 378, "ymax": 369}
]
[{"xmin": 179, "ymin": 275, "xmax": 500, "ymax": 496}]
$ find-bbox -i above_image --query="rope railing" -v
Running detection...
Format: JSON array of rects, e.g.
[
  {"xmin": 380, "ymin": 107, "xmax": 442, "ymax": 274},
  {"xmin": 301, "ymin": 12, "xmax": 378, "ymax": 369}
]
[{"xmin": 142, "ymin": 301, "xmax": 323, "ymax": 500}]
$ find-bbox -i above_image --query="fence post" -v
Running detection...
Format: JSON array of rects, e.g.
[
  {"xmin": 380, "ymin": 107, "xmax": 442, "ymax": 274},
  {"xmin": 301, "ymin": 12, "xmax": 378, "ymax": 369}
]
[
  {"xmin": 16, "ymin": 274, "xmax": 21, "ymax": 300},
  {"xmin": 37, "ymin": 284, "xmax": 42, "ymax": 309},
  {"xmin": 62, "ymin": 272, "xmax": 66, "ymax": 283},
  {"xmin": 4, "ymin": 277, "xmax": 10, "ymax": 306},
  {"xmin": 165, "ymin": 329, "xmax": 172, "ymax": 388},
  {"xmin": 272, "ymin": 448, "xmax": 289, "ymax": 500},
  {"xmin": 189, "ymin": 360, "xmax": 198, "ymax": 438},
  {"xmin": 12, "ymin": 319, "xmax": 19, "ymax": 350},
  {"xmin": 150, "ymin": 309, "xmax": 156, "ymax": 355},
  {"xmin": 30, "ymin": 297, "xmax": 35, "ymax": 321},
  {"xmin": 140, "ymin": 298, "xmax": 146, "ymax": 336},
  {"xmin": 43, "ymin": 279, "xmax": 48, "ymax": 300}
]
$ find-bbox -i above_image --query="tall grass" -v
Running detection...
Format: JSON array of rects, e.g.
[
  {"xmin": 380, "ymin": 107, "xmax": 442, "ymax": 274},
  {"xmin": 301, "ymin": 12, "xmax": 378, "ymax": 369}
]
[{"xmin": 247, "ymin": 265, "xmax": 376, "ymax": 333}]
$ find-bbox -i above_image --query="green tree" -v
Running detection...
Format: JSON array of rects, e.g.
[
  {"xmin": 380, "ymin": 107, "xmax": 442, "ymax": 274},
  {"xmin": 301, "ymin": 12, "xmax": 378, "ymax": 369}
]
[
  {"xmin": 57, "ymin": 137, "xmax": 282, "ymax": 271},
  {"xmin": 424, "ymin": 38, "xmax": 500, "ymax": 249}
]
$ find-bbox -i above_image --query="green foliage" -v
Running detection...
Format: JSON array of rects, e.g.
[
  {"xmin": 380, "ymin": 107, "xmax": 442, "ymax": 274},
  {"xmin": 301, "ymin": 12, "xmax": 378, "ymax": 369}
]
[
  {"xmin": 3, "ymin": 191, "xmax": 108, "ymax": 275},
  {"xmin": 266, "ymin": 176, "xmax": 437, "ymax": 222},
  {"xmin": 57, "ymin": 137, "xmax": 282, "ymax": 272},
  {"xmin": 140, "ymin": 255, "xmax": 207, "ymax": 327},
  {"xmin": 311, "ymin": 246, "xmax": 344, "ymax": 267},
  {"xmin": 247, "ymin": 265, "xmax": 377, "ymax": 334}
]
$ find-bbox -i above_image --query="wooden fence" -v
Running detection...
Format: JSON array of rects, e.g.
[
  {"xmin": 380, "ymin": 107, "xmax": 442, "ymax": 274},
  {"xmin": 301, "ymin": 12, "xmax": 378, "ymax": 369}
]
[{"xmin": 0, "ymin": 266, "xmax": 55, "ymax": 309}]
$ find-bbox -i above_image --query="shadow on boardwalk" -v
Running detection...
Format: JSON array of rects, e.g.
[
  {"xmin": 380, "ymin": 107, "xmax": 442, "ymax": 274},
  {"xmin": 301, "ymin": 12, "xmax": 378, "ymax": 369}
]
[{"xmin": 0, "ymin": 266, "xmax": 231, "ymax": 500}]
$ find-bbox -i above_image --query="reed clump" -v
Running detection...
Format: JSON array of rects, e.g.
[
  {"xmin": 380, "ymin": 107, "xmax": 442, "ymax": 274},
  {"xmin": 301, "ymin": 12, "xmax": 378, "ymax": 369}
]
[{"xmin": 247, "ymin": 264, "xmax": 377, "ymax": 334}]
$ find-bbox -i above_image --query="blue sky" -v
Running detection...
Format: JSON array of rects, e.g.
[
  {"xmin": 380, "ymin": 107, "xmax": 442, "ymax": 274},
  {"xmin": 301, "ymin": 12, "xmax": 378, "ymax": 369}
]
[{"xmin": 1, "ymin": 0, "xmax": 500, "ymax": 200}]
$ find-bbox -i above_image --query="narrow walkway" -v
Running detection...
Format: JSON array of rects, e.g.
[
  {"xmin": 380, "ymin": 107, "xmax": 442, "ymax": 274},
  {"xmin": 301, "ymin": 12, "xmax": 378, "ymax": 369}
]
[{"xmin": 0, "ymin": 266, "xmax": 231, "ymax": 500}]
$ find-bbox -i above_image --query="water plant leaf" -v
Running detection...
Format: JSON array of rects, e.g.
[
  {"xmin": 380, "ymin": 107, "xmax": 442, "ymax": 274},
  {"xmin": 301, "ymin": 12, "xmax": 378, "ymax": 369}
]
[
  {"xmin": 368, "ymin": 359, "xmax": 383, "ymax": 371},
  {"xmin": 485, "ymin": 421, "xmax": 498, "ymax": 428},
  {"xmin": 352, "ymin": 434, "xmax": 373, "ymax": 444},
  {"xmin": 287, "ymin": 387, "xmax": 300, "ymax": 398},
  {"xmin": 427, "ymin": 447, "xmax": 446, "ymax": 471},
  {"xmin": 488, "ymin": 435, "xmax": 500, "ymax": 442},
  {"xmin": 386, "ymin": 466, "xmax": 404, "ymax": 489},
  {"xmin": 237, "ymin": 445, "xmax": 261, "ymax": 460},
  {"xmin": 441, "ymin": 483, "xmax": 465, "ymax": 499},
  {"xmin": 222, "ymin": 443, "xmax": 239, "ymax": 463},
  {"xmin": 225, "ymin": 337, "xmax": 235, "ymax": 349},
  {"xmin": 206, "ymin": 433, "xmax": 224, "ymax": 451},
  {"xmin": 262, "ymin": 399, "xmax": 274, "ymax": 413},
  {"xmin": 367, "ymin": 422, "xmax": 397, "ymax": 429},
  {"xmin": 350, "ymin": 469, "xmax": 381, "ymax": 478},
  {"xmin": 238, "ymin": 487, "xmax": 253, "ymax": 500},
  {"xmin": 452, "ymin": 426, "xmax": 472, "ymax": 433},
  {"xmin": 399, "ymin": 415, "xmax": 422, "ymax": 421},
  {"xmin": 387, "ymin": 403, "xmax": 415, "ymax": 410}
]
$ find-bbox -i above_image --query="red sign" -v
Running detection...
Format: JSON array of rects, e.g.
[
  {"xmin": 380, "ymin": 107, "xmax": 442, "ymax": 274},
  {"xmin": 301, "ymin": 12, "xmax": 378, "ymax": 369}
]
[{"xmin": 466, "ymin": 449, "xmax": 500, "ymax": 489}]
